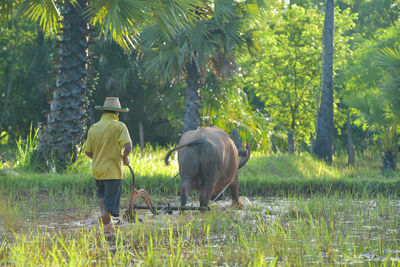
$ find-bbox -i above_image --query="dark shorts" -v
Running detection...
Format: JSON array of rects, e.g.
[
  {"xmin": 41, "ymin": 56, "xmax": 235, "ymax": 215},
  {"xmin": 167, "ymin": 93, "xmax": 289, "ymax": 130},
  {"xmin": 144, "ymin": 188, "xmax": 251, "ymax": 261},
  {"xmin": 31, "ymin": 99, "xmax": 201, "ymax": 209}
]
[{"xmin": 96, "ymin": 179, "xmax": 123, "ymax": 217}]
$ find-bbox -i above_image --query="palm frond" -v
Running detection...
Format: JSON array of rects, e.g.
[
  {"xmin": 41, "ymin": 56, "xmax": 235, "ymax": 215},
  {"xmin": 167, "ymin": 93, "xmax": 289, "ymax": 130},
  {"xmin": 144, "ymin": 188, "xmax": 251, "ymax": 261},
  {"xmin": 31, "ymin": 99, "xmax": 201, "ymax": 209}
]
[
  {"xmin": 186, "ymin": 20, "xmax": 211, "ymax": 52},
  {"xmin": 151, "ymin": 0, "xmax": 201, "ymax": 40},
  {"xmin": 376, "ymin": 47, "xmax": 400, "ymax": 119},
  {"xmin": 141, "ymin": 0, "xmax": 264, "ymax": 81},
  {"xmin": 89, "ymin": 0, "xmax": 199, "ymax": 50},
  {"xmin": 18, "ymin": 0, "xmax": 61, "ymax": 33},
  {"xmin": 345, "ymin": 91, "xmax": 386, "ymax": 131},
  {"xmin": 88, "ymin": 0, "xmax": 147, "ymax": 50},
  {"xmin": 219, "ymin": 16, "xmax": 244, "ymax": 52},
  {"xmin": 213, "ymin": 0, "xmax": 237, "ymax": 24},
  {"xmin": 142, "ymin": 40, "xmax": 188, "ymax": 82},
  {"xmin": 140, "ymin": 24, "xmax": 170, "ymax": 48}
]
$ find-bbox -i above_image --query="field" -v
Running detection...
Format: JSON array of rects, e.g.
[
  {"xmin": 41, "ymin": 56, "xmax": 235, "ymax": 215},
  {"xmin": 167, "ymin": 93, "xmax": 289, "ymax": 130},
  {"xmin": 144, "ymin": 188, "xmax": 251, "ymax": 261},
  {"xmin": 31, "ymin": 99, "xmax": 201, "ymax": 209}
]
[{"xmin": 0, "ymin": 146, "xmax": 399, "ymax": 265}]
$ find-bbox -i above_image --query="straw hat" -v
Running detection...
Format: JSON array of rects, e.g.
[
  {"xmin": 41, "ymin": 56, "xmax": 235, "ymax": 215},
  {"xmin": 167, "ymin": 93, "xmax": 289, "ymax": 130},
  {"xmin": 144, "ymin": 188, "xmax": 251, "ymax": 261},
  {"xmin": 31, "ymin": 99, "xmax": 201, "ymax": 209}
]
[{"xmin": 95, "ymin": 97, "xmax": 129, "ymax": 112}]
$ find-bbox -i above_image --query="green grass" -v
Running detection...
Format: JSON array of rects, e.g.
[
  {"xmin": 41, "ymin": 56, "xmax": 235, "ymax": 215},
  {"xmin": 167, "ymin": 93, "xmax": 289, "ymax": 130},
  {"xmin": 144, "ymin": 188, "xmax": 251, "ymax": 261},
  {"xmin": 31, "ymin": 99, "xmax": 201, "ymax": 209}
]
[
  {"xmin": 0, "ymin": 194, "xmax": 399, "ymax": 265},
  {"xmin": 238, "ymin": 152, "xmax": 400, "ymax": 197},
  {"xmin": 0, "ymin": 146, "xmax": 400, "ymax": 265},
  {"xmin": 1, "ymin": 146, "xmax": 400, "ymax": 197}
]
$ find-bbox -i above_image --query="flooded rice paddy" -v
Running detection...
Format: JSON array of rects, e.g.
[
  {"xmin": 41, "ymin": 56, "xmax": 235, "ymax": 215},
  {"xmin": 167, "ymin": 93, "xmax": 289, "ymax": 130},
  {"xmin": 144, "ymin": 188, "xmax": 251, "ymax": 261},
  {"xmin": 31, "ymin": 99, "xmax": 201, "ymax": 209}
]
[{"xmin": 1, "ymin": 195, "xmax": 399, "ymax": 265}]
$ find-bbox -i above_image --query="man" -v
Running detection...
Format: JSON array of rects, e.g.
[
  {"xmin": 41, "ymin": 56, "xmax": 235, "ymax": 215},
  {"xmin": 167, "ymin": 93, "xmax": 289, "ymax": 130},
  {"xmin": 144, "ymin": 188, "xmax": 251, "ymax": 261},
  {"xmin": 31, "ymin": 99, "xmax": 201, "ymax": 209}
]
[{"xmin": 85, "ymin": 97, "xmax": 132, "ymax": 230}]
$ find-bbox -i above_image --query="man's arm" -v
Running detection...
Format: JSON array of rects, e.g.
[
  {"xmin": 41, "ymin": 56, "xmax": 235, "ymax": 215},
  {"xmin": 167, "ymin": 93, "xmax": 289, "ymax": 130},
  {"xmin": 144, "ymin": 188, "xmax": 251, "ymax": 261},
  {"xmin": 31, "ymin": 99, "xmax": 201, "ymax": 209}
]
[{"xmin": 123, "ymin": 142, "xmax": 132, "ymax": 165}]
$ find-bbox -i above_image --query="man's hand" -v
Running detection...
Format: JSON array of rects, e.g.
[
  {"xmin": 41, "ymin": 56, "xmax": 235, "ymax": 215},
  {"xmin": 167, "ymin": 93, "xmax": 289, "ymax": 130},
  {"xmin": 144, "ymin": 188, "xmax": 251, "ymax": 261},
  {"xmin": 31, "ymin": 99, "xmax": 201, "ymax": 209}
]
[
  {"xmin": 123, "ymin": 142, "xmax": 132, "ymax": 166},
  {"xmin": 85, "ymin": 151, "xmax": 93, "ymax": 159},
  {"xmin": 123, "ymin": 156, "xmax": 130, "ymax": 166}
]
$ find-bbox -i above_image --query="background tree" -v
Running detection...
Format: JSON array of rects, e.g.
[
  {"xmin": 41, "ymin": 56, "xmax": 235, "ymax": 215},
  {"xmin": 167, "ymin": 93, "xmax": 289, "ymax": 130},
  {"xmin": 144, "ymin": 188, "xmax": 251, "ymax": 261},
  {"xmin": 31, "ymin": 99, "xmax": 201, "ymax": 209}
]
[
  {"xmin": 1, "ymin": 0, "xmax": 400, "ymax": 168},
  {"xmin": 90, "ymin": 41, "xmax": 184, "ymax": 147},
  {"xmin": 201, "ymin": 73, "xmax": 270, "ymax": 150},
  {"xmin": 3, "ymin": 0, "xmax": 198, "ymax": 170},
  {"xmin": 252, "ymin": 5, "xmax": 323, "ymax": 153},
  {"xmin": 346, "ymin": 46, "xmax": 400, "ymax": 170},
  {"xmin": 0, "ymin": 19, "xmax": 53, "ymax": 142},
  {"xmin": 314, "ymin": 0, "xmax": 334, "ymax": 163},
  {"xmin": 141, "ymin": 0, "xmax": 264, "ymax": 134},
  {"xmin": 234, "ymin": 2, "xmax": 354, "ymax": 153},
  {"xmin": 343, "ymin": 17, "xmax": 400, "ymax": 164}
]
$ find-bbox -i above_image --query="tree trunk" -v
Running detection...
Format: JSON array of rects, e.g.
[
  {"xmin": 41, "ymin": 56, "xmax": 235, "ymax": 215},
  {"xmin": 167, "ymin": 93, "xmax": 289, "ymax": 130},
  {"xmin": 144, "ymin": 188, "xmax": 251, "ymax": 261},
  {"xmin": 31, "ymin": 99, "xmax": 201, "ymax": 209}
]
[
  {"xmin": 311, "ymin": 16, "xmax": 325, "ymax": 155},
  {"xmin": 314, "ymin": 0, "xmax": 334, "ymax": 164},
  {"xmin": 38, "ymin": 0, "xmax": 90, "ymax": 170},
  {"xmin": 365, "ymin": 129, "xmax": 369, "ymax": 158},
  {"xmin": 0, "ymin": 62, "xmax": 14, "ymax": 134},
  {"xmin": 288, "ymin": 130, "xmax": 294, "ymax": 154},
  {"xmin": 347, "ymin": 114, "xmax": 355, "ymax": 166},
  {"xmin": 182, "ymin": 61, "xmax": 202, "ymax": 134},
  {"xmin": 382, "ymin": 151, "xmax": 396, "ymax": 171},
  {"xmin": 139, "ymin": 121, "xmax": 145, "ymax": 151}
]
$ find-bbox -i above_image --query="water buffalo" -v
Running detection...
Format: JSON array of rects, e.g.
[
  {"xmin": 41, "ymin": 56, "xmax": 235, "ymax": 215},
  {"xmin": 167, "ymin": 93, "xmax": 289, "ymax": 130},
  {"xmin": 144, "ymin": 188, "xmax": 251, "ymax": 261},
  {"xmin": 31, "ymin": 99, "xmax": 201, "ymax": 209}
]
[{"xmin": 164, "ymin": 126, "xmax": 250, "ymax": 208}]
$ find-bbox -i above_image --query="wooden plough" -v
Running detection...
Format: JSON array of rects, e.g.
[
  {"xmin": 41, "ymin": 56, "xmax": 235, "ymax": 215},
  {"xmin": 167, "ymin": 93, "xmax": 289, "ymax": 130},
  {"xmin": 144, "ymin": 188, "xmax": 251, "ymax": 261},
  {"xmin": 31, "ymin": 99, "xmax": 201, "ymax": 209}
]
[{"xmin": 124, "ymin": 165, "xmax": 209, "ymax": 221}]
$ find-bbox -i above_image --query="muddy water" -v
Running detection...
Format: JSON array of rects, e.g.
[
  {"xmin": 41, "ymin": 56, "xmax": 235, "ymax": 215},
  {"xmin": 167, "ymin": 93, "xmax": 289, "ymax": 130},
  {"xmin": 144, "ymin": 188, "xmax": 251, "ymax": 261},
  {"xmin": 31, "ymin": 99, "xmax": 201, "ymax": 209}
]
[
  {"xmin": 11, "ymin": 196, "xmax": 400, "ymax": 229},
  {"xmin": 1, "ymin": 196, "xmax": 400, "ymax": 265}
]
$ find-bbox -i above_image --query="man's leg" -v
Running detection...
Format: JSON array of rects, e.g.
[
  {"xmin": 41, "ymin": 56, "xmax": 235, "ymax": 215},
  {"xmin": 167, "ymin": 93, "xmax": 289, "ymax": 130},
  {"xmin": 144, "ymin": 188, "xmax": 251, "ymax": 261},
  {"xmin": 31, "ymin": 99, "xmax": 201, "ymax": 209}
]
[
  {"xmin": 98, "ymin": 197, "xmax": 105, "ymax": 216},
  {"xmin": 103, "ymin": 179, "xmax": 123, "ymax": 226},
  {"xmin": 96, "ymin": 180, "xmax": 112, "ymax": 225}
]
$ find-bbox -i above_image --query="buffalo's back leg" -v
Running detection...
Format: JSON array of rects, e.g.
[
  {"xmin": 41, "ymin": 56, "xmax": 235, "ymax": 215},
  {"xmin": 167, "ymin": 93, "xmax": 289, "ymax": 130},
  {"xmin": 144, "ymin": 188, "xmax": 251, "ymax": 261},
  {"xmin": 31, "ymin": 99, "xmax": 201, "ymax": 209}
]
[
  {"xmin": 198, "ymin": 143, "xmax": 220, "ymax": 208},
  {"xmin": 199, "ymin": 183, "xmax": 215, "ymax": 208},
  {"xmin": 229, "ymin": 174, "xmax": 242, "ymax": 206},
  {"xmin": 198, "ymin": 168, "xmax": 218, "ymax": 208},
  {"xmin": 180, "ymin": 177, "xmax": 191, "ymax": 207},
  {"xmin": 179, "ymin": 147, "xmax": 200, "ymax": 207}
]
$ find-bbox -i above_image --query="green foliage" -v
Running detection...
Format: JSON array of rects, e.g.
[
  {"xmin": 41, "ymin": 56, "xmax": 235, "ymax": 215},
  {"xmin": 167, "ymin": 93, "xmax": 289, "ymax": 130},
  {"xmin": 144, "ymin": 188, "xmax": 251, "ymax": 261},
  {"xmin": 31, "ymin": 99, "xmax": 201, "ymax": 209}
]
[
  {"xmin": 1, "ymin": 0, "xmax": 400, "ymax": 163},
  {"xmin": 4, "ymin": 0, "xmax": 198, "ymax": 51},
  {"xmin": 201, "ymin": 74, "xmax": 270, "ymax": 150},
  {"xmin": 344, "ymin": 23, "xmax": 400, "ymax": 168},
  {"xmin": 15, "ymin": 124, "xmax": 38, "ymax": 170},
  {"xmin": 18, "ymin": 0, "xmax": 61, "ymax": 34},
  {"xmin": 237, "ymin": 4, "xmax": 355, "ymax": 151},
  {"xmin": 0, "ymin": 19, "xmax": 52, "ymax": 141},
  {"xmin": 141, "ymin": 0, "xmax": 264, "ymax": 81},
  {"xmin": 339, "ymin": 0, "xmax": 400, "ymax": 40},
  {"xmin": 376, "ymin": 47, "xmax": 400, "ymax": 120},
  {"xmin": 1, "ymin": 146, "xmax": 399, "ymax": 197},
  {"xmin": 90, "ymin": 42, "xmax": 183, "ymax": 145}
]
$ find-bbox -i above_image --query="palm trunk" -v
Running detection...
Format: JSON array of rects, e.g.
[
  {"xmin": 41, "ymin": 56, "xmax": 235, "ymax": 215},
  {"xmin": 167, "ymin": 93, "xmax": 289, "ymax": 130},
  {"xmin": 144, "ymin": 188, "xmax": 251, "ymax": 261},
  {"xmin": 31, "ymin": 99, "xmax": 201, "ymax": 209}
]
[
  {"xmin": 182, "ymin": 61, "xmax": 202, "ymax": 134},
  {"xmin": 38, "ymin": 0, "xmax": 90, "ymax": 170},
  {"xmin": 314, "ymin": 0, "xmax": 334, "ymax": 164}
]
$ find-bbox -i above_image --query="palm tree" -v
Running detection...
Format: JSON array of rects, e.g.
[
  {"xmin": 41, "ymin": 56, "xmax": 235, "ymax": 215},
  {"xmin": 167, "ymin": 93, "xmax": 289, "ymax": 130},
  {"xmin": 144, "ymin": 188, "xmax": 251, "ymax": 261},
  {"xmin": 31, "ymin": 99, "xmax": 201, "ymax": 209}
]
[
  {"xmin": 3, "ymin": 0, "xmax": 197, "ymax": 170},
  {"xmin": 36, "ymin": 0, "xmax": 91, "ymax": 169},
  {"xmin": 346, "ymin": 45, "xmax": 400, "ymax": 171},
  {"xmin": 375, "ymin": 47, "xmax": 400, "ymax": 170},
  {"xmin": 346, "ymin": 89, "xmax": 397, "ymax": 171},
  {"xmin": 314, "ymin": 0, "xmax": 334, "ymax": 164},
  {"xmin": 141, "ymin": 0, "xmax": 263, "ymax": 134}
]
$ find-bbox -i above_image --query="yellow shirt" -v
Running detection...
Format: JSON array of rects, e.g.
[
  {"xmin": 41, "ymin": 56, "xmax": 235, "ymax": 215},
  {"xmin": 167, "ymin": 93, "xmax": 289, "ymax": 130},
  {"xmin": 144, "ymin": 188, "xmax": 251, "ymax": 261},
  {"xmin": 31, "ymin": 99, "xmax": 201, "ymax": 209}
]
[{"xmin": 86, "ymin": 113, "xmax": 132, "ymax": 180}]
